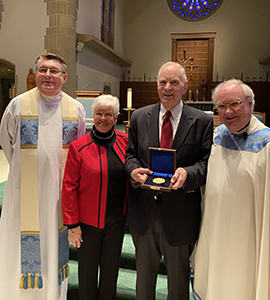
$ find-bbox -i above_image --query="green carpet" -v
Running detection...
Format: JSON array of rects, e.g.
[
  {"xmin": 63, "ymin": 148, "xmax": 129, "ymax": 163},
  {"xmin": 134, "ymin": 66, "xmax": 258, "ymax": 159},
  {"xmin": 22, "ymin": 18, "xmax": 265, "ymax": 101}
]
[{"xmin": 68, "ymin": 234, "xmax": 194, "ymax": 300}]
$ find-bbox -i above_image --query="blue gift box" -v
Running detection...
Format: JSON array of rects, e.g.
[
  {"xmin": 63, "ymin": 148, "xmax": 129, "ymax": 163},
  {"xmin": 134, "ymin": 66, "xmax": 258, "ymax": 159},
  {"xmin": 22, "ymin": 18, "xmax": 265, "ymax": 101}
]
[{"xmin": 142, "ymin": 147, "xmax": 176, "ymax": 192}]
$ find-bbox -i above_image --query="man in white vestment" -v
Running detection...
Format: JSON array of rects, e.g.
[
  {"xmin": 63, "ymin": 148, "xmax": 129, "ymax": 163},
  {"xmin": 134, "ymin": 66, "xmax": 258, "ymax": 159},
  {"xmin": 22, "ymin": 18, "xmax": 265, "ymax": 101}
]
[
  {"xmin": 192, "ymin": 79, "xmax": 270, "ymax": 300},
  {"xmin": 0, "ymin": 53, "xmax": 85, "ymax": 300}
]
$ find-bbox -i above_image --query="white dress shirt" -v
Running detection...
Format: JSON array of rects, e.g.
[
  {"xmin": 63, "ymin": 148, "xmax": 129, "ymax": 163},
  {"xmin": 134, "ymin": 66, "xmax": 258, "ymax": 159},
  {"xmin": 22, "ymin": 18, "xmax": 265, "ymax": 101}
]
[{"xmin": 159, "ymin": 101, "xmax": 183, "ymax": 143}]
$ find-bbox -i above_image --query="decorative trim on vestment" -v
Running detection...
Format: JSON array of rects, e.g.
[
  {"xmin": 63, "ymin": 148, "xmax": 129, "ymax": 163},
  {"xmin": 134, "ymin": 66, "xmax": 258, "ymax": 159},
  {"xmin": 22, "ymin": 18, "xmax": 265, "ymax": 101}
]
[
  {"xmin": 19, "ymin": 88, "xmax": 78, "ymax": 289},
  {"xmin": 215, "ymin": 125, "xmax": 270, "ymax": 153},
  {"xmin": 62, "ymin": 120, "xmax": 79, "ymax": 146},
  {"xmin": 20, "ymin": 88, "xmax": 40, "ymax": 289},
  {"xmin": 20, "ymin": 230, "xmax": 43, "ymax": 289},
  {"xmin": 58, "ymin": 226, "xmax": 70, "ymax": 285},
  {"xmin": 193, "ymin": 289, "xmax": 203, "ymax": 300},
  {"xmin": 20, "ymin": 272, "xmax": 43, "ymax": 290}
]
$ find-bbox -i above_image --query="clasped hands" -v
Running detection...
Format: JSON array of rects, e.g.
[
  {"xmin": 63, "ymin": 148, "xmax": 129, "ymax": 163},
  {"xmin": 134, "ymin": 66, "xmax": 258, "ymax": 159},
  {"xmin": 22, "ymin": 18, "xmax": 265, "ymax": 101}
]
[
  {"xmin": 68, "ymin": 226, "xmax": 83, "ymax": 248},
  {"xmin": 130, "ymin": 167, "xmax": 187, "ymax": 190}
]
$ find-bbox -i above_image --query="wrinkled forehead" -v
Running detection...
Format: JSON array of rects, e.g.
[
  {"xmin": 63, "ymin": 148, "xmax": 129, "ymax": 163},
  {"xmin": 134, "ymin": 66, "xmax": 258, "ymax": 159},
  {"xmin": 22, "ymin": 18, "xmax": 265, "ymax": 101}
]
[
  {"xmin": 159, "ymin": 65, "xmax": 183, "ymax": 80},
  {"xmin": 37, "ymin": 58, "xmax": 62, "ymax": 69},
  {"xmin": 217, "ymin": 83, "xmax": 244, "ymax": 102}
]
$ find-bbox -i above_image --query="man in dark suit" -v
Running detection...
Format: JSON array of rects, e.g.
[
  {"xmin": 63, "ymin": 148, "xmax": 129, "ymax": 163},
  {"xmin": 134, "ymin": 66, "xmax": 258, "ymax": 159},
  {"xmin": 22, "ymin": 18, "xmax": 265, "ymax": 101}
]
[{"xmin": 125, "ymin": 61, "xmax": 213, "ymax": 300}]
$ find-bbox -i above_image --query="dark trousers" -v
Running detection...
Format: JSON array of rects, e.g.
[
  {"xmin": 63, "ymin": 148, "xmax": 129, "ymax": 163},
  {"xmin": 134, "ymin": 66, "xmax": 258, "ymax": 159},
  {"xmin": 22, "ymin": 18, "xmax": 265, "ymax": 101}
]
[
  {"xmin": 77, "ymin": 212, "xmax": 126, "ymax": 300},
  {"xmin": 131, "ymin": 200, "xmax": 194, "ymax": 300}
]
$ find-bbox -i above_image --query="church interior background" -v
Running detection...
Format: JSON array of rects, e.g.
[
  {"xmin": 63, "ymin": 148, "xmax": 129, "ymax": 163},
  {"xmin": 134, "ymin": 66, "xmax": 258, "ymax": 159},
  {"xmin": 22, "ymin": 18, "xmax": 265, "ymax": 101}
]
[
  {"xmin": 0, "ymin": 0, "xmax": 270, "ymax": 125},
  {"xmin": 0, "ymin": 1, "xmax": 270, "ymax": 299}
]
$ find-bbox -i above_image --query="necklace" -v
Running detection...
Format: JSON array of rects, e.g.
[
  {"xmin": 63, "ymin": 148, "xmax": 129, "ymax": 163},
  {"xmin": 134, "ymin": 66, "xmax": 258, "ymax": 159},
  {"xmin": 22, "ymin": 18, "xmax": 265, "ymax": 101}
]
[{"xmin": 92, "ymin": 129, "xmax": 115, "ymax": 140}]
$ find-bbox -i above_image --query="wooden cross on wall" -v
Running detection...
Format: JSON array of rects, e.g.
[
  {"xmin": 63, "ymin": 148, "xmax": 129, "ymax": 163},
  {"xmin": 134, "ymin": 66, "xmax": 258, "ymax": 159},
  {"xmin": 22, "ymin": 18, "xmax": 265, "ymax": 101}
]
[
  {"xmin": 176, "ymin": 50, "xmax": 198, "ymax": 81},
  {"xmin": 185, "ymin": 58, "xmax": 198, "ymax": 81}
]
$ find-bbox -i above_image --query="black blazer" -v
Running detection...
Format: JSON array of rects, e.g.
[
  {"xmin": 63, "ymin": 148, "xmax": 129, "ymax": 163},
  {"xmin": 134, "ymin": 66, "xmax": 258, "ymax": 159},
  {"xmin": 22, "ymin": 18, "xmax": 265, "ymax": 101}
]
[{"xmin": 125, "ymin": 102, "xmax": 213, "ymax": 246}]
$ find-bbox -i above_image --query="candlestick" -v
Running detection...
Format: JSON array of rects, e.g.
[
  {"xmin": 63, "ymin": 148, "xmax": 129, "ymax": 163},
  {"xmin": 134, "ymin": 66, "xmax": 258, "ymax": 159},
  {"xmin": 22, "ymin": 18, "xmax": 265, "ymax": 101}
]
[
  {"xmin": 127, "ymin": 88, "xmax": 132, "ymax": 108},
  {"xmin": 123, "ymin": 107, "xmax": 136, "ymax": 134},
  {"xmin": 188, "ymin": 90, "xmax": 192, "ymax": 101}
]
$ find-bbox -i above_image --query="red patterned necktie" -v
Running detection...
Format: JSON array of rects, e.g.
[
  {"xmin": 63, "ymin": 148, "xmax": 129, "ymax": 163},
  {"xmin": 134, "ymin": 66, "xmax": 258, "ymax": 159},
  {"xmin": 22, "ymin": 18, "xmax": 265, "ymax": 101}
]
[{"xmin": 160, "ymin": 111, "xmax": 173, "ymax": 148}]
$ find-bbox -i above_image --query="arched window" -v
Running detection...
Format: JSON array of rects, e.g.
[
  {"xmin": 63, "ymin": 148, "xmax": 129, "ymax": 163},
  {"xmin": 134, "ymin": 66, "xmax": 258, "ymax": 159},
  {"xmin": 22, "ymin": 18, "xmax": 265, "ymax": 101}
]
[
  {"xmin": 101, "ymin": 0, "xmax": 115, "ymax": 48},
  {"xmin": 167, "ymin": 0, "xmax": 224, "ymax": 21}
]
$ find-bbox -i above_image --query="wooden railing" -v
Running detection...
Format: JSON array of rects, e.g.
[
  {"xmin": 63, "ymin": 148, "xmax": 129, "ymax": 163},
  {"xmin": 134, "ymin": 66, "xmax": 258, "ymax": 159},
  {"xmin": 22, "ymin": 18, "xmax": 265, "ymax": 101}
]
[{"xmin": 119, "ymin": 77, "xmax": 270, "ymax": 127}]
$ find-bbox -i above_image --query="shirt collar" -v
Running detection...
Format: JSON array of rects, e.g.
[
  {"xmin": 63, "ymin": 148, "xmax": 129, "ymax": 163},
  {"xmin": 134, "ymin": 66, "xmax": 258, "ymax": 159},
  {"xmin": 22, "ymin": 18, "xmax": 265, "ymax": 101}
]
[
  {"xmin": 160, "ymin": 101, "xmax": 183, "ymax": 120},
  {"xmin": 39, "ymin": 91, "xmax": 61, "ymax": 105}
]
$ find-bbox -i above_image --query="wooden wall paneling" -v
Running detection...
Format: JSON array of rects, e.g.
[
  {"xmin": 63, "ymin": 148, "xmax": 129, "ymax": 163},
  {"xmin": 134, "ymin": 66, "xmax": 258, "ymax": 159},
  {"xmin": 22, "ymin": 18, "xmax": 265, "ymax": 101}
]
[
  {"xmin": 120, "ymin": 81, "xmax": 270, "ymax": 127},
  {"xmin": 119, "ymin": 81, "xmax": 159, "ymax": 123},
  {"xmin": 171, "ymin": 32, "xmax": 216, "ymax": 101},
  {"xmin": 248, "ymin": 81, "xmax": 270, "ymax": 125},
  {"xmin": 175, "ymin": 39, "xmax": 209, "ymax": 101},
  {"xmin": 207, "ymin": 37, "xmax": 215, "ymax": 100},
  {"xmin": 119, "ymin": 34, "xmax": 270, "ymax": 126},
  {"xmin": 171, "ymin": 39, "xmax": 177, "ymax": 63}
]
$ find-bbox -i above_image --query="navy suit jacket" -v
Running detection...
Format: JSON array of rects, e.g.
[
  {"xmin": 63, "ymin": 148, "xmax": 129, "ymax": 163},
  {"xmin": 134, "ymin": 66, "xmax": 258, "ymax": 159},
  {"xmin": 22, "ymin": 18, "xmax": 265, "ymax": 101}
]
[{"xmin": 125, "ymin": 102, "xmax": 213, "ymax": 246}]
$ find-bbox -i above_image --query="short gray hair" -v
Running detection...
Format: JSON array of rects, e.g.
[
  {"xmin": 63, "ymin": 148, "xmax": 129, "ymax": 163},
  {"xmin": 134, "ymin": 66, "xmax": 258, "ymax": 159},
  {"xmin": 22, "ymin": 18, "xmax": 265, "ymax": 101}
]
[
  {"xmin": 212, "ymin": 78, "xmax": 255, "ymax": 111},
  {"xmin": 34, "ymin": 53, "xmax": 68, "ymax": 74},
  {"xmin": 157, "ymin": 61, "xmax": 187, "ymax": 82},
  {"xmin": 92, "ymin": 94, "xmax": 120, "ymax": 118}
]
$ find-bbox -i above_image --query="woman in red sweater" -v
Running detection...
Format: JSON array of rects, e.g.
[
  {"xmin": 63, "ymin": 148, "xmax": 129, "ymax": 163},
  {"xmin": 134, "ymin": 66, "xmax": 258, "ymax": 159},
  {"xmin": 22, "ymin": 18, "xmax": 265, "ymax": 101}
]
[{"xmin": 62, "ymin": 94, "xmax": 129, "ymax": 300}]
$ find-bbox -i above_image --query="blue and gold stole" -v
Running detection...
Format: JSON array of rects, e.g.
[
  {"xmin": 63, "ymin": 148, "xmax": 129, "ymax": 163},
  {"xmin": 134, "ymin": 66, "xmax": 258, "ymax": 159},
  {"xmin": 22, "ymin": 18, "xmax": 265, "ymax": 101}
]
[{"xmin": 19, "ymin": 87, "xmax": 78, "ymax": 289}]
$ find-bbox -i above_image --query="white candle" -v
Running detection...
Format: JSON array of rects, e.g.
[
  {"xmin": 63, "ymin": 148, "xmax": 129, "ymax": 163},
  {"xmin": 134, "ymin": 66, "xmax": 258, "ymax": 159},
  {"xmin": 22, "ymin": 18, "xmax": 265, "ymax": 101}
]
[{"xmin": 127, "ymin": 88, "xmax": 132, "ymax": 108}]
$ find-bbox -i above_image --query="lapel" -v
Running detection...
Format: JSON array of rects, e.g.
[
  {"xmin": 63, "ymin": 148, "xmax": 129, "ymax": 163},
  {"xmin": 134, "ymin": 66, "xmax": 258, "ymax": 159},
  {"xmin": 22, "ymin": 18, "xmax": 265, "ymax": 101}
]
[
  {"xmin": 148, "ymin": 102, "xmax": 160, "ymax": 148},
  {"xmin": 171, "ymin": 102, "xmax": 194, "ymax": 150}
]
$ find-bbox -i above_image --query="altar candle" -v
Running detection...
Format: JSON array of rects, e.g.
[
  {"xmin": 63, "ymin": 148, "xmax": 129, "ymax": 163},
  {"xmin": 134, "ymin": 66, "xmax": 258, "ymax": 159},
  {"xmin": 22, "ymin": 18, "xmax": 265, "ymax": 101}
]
[{"xmin": 127, "ymin": 88, "xmax": 132, "ymax": 108}]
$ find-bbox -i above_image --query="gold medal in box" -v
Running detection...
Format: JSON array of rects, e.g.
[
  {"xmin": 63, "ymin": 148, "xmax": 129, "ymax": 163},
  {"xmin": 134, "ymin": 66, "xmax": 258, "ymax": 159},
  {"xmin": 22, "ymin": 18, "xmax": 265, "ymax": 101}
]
[
  {"xmin": 142, "ymin": 147, "xmax": 176, "ymax": 192},
  {"xmin": 153, "ymin": 177, "xmax": 166, "ymax": 184}
]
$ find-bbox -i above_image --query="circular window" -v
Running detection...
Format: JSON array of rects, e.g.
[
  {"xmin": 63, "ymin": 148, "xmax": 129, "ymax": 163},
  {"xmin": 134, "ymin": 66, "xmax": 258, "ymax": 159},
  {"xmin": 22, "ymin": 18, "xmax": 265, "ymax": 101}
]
[{"xmin": 167, "ymin": 0, "xmax": 224, "ymax": 21}]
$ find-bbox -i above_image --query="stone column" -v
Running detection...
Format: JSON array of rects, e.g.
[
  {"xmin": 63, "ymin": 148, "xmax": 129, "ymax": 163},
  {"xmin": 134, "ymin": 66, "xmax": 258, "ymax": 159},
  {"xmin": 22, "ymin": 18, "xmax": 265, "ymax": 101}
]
[
  {"xmin": 0, "ymin": 0, "xmax": 4, "ymax": 30},
  {"xmin": 44, "ymin": 0, "xmax": 78, "ymax": 97}
]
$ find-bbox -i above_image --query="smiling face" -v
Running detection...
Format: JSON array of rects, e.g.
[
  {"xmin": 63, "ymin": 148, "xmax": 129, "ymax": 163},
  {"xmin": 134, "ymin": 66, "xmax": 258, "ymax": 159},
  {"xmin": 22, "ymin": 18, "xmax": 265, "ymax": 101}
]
[
  {"xmin": 35, "ymin": 58, "xmax": 67, "ymax": 96},
  {"xmin": 216, "ymin": 82, "xmax": 252, "ymax": 132},
  {"xmin": 157, "ymin": 64, "xmax": 187, "ymax": 111},
  {"xmin": 93, "ymin": 107, "xmax": 117, "ymax": 133}
]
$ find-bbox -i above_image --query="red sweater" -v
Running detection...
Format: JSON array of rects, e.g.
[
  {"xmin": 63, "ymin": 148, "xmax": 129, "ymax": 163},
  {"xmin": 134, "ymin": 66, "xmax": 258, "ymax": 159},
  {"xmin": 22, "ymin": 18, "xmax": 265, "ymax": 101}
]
[{"xmin": 62, "ymin": 130, "xmax": 128, "ymax": 229}]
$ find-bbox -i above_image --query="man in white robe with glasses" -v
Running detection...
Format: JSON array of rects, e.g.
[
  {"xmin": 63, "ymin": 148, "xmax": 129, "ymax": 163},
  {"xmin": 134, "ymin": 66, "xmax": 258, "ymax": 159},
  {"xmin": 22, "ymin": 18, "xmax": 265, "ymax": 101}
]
[
  {"xmin": 0, "ymin": 53, "xmax": 85, "ymax": 300},
  {"xmin": 192, "ymin": 79, "xmax": 270, "ymax": 300}
]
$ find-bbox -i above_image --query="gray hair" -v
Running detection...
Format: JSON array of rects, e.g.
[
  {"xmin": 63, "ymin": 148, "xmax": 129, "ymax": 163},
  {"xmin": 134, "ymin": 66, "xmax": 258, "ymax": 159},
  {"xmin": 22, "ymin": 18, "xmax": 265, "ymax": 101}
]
[
  {"xmin": 92, "ymin": 94, "xmax": 120, "ymax": 118},
  {"xmin": 212, "ymin": 79, "xmax": 255, "ymax": 111},
  {"xmin": 157, "ymin": 61, "xmax": 187, "ymax": 82},
  {"xmin": 34, "ymin": 53, "xmax": 68, "ymax": 74}
]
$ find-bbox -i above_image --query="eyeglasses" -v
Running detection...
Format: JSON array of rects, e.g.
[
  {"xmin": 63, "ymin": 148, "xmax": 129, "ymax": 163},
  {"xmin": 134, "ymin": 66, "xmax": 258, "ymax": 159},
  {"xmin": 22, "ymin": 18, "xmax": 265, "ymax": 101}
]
[
  {"xmin": 37, "ymin": 67, "xmax": 65, "ymax": 75},
  {"xmin": 215, "ymin": 99, "xmax": 246, "ymax": 112}
]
